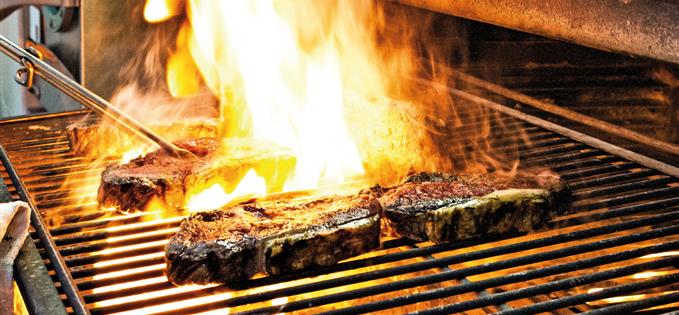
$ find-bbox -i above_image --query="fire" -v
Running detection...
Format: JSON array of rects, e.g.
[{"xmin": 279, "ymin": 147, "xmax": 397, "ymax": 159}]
[
  {"xmin": 185, "ymin": 168, "xmax": 267, "ymax": 212},
  {"xmin": 642, "ymin": 251, "xmax": 679, "ymax": 258},
  {"xmin": 120, "ymin": 147, "xmax": 145, "ymax": 164},
  {"xmin": 166, "ymin": 25, "xmax": 202, "ymax": 97},
  {"xmin": 631, "ymin": 271, "xmax": 672, "ymax": 279},
  {"xmin": 180, "ymin": 0, "xmax": 369, "ymax": 190},
  {"xmin": 143, "ymin": 0, "xmax": 182, "ymax": 23},
  {"xmin": 147, "ymin": 0, "xmax": 420, "ymax": 207}
]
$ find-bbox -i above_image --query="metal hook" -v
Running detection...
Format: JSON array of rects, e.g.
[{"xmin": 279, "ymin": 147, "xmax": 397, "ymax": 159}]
[
  {"xmin": 14, "ymin": 47, "xmax": 41, "ymax": 88},
  {"xmin": 14, "ymin": 58, "xmax": 35, "ymax": 88}
]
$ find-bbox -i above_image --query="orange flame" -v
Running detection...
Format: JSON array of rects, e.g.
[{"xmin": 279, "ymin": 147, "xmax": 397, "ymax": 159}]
[
  {"xmin": 156, "ymin": 0, "xmax": 412, "ymax": 207},
  {"xmin": 180, "ymin": 0, "xmax": 370, "ymax": 190},
  {"xmin": 185, "ymin": 168, "xmax": 267, "ymax": 212},
  {"xmin": 144, "ymin": 0, "xmax": 182, "ymax": 23},
  {"xmin": 135, "ymin": 0, "xmax": 484, "ymax": 212}
]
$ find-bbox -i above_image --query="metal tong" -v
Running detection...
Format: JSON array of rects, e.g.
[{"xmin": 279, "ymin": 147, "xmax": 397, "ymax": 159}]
[{"xmin": 0, "ymin": 34, "xmax": 197, "ymax": 159}]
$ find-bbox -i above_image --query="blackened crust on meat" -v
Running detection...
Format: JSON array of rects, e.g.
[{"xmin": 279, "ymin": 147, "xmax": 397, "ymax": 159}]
[
  {"xmin": 165, "ymin": 194, "xmax": 381, "ymax": 285},
  {"xmin": 165, "ymin": 236, "xmax": 259, "ymax": 284},
  {"xmin": 97, "ymin": 138, "xmax": 217, "ymax": 212},
  {"xmin": 264, "ymin": 214, "xmax": 380, "ymax": 275},
  {"xmin": 380, "ymin": 171, "xmax": 571, "ymax": 243},
  {"xmin": 97, "ymin": 138, "xmax": 296, "ymax": 212}
]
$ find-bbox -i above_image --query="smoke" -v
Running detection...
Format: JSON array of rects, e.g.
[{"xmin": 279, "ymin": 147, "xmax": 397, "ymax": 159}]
[{"xmin": 350, "ymin": 2, "xmax": 529, "ymax": 184}]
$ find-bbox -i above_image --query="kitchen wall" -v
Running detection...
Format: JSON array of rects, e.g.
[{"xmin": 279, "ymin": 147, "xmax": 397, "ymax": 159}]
[{"xmin": 0, "ymin": 10, "xmax": 25, "ymax": 117}]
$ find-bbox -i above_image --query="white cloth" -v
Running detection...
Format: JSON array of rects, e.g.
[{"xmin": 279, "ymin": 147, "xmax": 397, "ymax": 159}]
[{"xmin": 0, "ymin": 201, "xmax": 30, "ymax": 315}]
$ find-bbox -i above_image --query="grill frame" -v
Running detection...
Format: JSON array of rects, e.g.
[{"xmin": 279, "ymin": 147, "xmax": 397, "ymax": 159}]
[{"xmin": 2, "ymin": 75, "xmax": 679, "ymax": 314}]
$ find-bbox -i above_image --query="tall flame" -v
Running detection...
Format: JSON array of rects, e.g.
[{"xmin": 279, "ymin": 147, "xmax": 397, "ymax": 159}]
[
  {"xmin": 177, "ymin": 0, "xmax": 382, "ymax": 191},
  {"xmin": 134, "ymin": 0, "xmax": 502, "ymax": 212},
  {"xmin": 141, "ymin": 0, "xmax": 465, "ymax": 212}
]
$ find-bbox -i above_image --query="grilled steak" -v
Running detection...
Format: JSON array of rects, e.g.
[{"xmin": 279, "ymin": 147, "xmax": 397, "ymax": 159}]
[
  {"xmin": 67, "ymin": 118, "xmax": 219, "ymax": 156},
  {"xmin": 98, "ymin": 138, "xmax": 295, "ymax": 212},
  {"xmin": 165, "ymin": 193, "xmax": 381, "ymax": 285},
  {"xmin": 378, "ymin": 171, "xmax": 571, "ymax": 243}
]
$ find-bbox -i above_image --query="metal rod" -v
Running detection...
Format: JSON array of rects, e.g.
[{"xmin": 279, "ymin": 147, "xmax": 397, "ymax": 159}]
[
  {"xmin": 0, "ymin": 35, "xmax": 196, "ymax": 159},
  {"xmin": 580, "ymin": 291, "xmax": 679, "ymax": 315},
  {"xmin": 240, "ymin": 232, "xmax": 679, "ymax": 315},
  {"xmin": 0, "ymin": 178, "xmax": 67, "ymax": 315},
  {"xmin": 575, "ymin": 186, "xmax": 679, "ymax": 212},
  {"xmin": 395, "ymin": 0, "xmax": 679, "ymax": 65},
  {"xmin": 453, "ymin": 72, "xmax": 679, "ymax": 158},
  {"xmin": 412, "ymin": 244, "xmax": 514, "ymax": 313},
  {"xmin": 220, "ymin": 213, "xmax": 679, "ymax": 315},
  {"xmin": 499, "ymin": 272, "xmax": 679, "ymax": 315},
  {"xmin": 438, "ymin": 86, "xmax": 679, "ymax": 178},
  {"xmin": 574, "ymin": 177, "xmax": 676, "ymax": 200},
  {"xmin": 0, "ymin": 146, "xmax": 90, "ymax": 315},
  {"xmin": 411, "ymin": 257, "xmax": 679, "ymax": 315},
  {"xmin": 569, "ymin": 169, "xmax": 657, "ymax": 190}
]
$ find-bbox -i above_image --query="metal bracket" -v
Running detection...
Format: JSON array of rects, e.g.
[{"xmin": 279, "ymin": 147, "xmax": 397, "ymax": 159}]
[
  {"xmin": 14, "ymin": 58, "xmax": 34, "ymax": 88},
  {"xmin": 13, "ymin": 47, "xmax": 41, "ymax": 88}
]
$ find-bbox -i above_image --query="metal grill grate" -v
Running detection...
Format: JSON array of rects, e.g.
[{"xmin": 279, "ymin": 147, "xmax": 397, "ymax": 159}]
[{"xmin": 1, "ymin": 81, "xmax": 679, "ymax": 314}]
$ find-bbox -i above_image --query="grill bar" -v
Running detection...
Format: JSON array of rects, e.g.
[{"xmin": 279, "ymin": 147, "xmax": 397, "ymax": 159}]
[
  {"xmin": 0, "ymin": 145, "xmax": 90, "ymax": 315},
  {"xmin": 446, "ymin": 87, "xmax": 679, "ymax": 178},
  {"xmin": 2, "ymin": 72, "xmax": 679, "ymax": 313},
  {"xmin": 453, "ymin": 72, "xmax": 679, "ymax": 157},
  {"xmin": 500, "ymin": 273, "xmax": 679, "ymax": 315},
  {"xmin": 580, "ymin": 291, "xmax": 679, "ymax": 315},
  {"xmin": 246, "ymin": 225, "xmax": 679, "ymax": 315},
  {"xmin": 415, "ymin": 246, "xmax": 514, "ymax": 312},
  {"xmin": 410, "ymin": 256, "xmax": 679, "ymax": 315}
]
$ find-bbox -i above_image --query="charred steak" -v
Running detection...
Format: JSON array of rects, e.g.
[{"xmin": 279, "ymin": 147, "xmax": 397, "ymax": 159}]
[
  {"xmin": 98, "ymin": 138, "xmax": 295, "ymax": 212},
  {"xmin": 67, "ymin": 118, "xmax": 219, "ymax": 156},
  {"xmin": 165, "ymin": 193, "xmax": 381, "ymax": 285},
  {"xmin": 378, "ymin": 172, "xmax": 571, "ymax": 243}
]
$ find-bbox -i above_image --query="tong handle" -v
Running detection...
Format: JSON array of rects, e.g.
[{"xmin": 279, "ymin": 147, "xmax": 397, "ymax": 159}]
[{"xmin": 0, "ymin": 34, "xmax": 197, "ymax": 159}]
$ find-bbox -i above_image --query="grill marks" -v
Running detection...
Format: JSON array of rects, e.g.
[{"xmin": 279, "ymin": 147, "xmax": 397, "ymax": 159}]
[{"xmin": 2, "ymin": 113, "xmax": 679, "ymax": 314}]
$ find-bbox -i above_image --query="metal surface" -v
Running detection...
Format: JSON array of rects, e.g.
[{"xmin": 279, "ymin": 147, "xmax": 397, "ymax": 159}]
[
  {"xmin": 0, "ymin": 177, "xmax": 67, "ymax": 315},
  {"xmin": 13, "ymin": 239, "xmax": 69, "ymax": 315},
  {"xmin": 446, "ymin": 88, "xmax": 679, "ymax": 178},
  {"xmin": 79, "ymin": 0, "xmax": 158, "ymax": 100},
  {"xmin": 0, "ymin": 0, "xmax": 78, "ymax": 21},
  {"xmin": 453, "ymin": 72, "xmax": 679, "ymax": 159},
  {"xmin": 24, "ymin": 40, "xmax": 82, "ymax": 112},
  {"xmin": 0, "ymin": 145, "xmax": 90, "ymax": 315},
  {"xmin": 1, "ymin": 84, "xmax": 678, "ymax": 313},
  {"xmin": 395, "ymin": 0, "xmax": 679, "ymax": 65},
  {"xmin": 0, "ymin": 35, "xmax": 197, "ymax": 159}
]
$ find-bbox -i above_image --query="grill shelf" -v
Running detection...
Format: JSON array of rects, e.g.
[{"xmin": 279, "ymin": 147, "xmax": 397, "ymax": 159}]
[{"xmin": 1, "ymin": 78, "xmax": 679, "ymax": 314}]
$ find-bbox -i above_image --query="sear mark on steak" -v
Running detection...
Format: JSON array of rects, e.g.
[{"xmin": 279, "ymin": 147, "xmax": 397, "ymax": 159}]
[
  {"xmin": 97, "ymin": 137, "xmax": 296, "ymax": 213},
  {"xmin": 165, "ymin": 193, "xmax": 381, "ymax": 285},
  {"xmin": 378, "ymin": 171, "xmax": 572, "ymax": 243}
]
